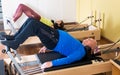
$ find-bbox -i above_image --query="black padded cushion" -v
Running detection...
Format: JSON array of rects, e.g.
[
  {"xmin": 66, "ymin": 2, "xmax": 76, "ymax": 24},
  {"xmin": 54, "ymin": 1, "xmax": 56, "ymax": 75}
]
[
  {"xmin": 37, "ymin": 51, "xmax": 92, "ymax": 72},
  {"xmin": 37, "ymin": 47, "xmax": 103, "ymax": 72},
  {"xmin": 37, "ymin": 51, "xmax": 65, "ymax": 64},
  {"xmin": 113, "ymin": 59, "xmax": 120, "ymax": 65}
]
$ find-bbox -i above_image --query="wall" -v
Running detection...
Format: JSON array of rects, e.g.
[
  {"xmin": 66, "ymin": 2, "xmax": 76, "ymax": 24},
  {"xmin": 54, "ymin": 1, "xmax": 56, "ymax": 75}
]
[
  {"xmin": 78, "ymin": 0, "xmax": 120, "ymax": 42},
  {"xmin": 76, "ymin": 0, "xmax": 92, "ymax": 24},
  {"xmin": 1, "ymin": 0, "xmax": 76, "ymax": 29}
]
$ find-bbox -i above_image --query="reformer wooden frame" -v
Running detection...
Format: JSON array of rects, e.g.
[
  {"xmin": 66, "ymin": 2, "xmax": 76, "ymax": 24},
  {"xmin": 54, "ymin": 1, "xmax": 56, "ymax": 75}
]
[
  {"xmin": 64, "ymin": 24, "xmax": 101, "ymax": 40},
  {"xmin": 69, "ymin": 28, "xmax": 100, "ymax": 40},
  {"xmin": 4, "ymin": 54, "xmax": 111, "ymax": 75},
  {"xmin": 34, "ymin": 43, "xmax": 120, "ymax": 75},
  {"xmin": 4, "ymin": 43, "xmax": 120, "ymax": 75},
  {"xmin": 35, "ymin": 61, "xmax": 111, "ymax": 75}
]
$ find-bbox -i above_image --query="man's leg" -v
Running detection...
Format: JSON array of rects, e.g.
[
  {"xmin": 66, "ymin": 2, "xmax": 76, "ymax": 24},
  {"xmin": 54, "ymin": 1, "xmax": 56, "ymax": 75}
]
[
  {"xmin": 1, "ymin": 18, "xmax": 59, "ymax": 50},
  {"xmin": 13, "ymin": 4, "xmax": 41, "ymax": 22},
  {"xmin": 1, "ymin": 18, "xmax": 35, "ymax": 40},
  {"xmin": 1, "ymin": 18, "xmax": 39, "ymax": 49}
]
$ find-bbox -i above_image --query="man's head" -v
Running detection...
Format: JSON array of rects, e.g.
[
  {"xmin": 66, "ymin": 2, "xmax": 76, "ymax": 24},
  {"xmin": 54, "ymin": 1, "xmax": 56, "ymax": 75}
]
[
  {"xmin": 82, "ymin": 38, "xmax": 98, "ymax": 54},
  {"xmin": 52, "ymin": 20, "xmax": 65, "ymax": 30}
]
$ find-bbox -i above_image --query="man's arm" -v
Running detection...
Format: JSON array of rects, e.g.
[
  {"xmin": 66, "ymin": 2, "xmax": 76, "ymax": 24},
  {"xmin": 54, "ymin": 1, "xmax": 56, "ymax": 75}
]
[
  {"xmin": 39, "ymin": 46, "xmax": 47, "ymax": 53},
  {"xmin": 41, "ymin": 50, "xmax": 85, "ymax": 69},
  {"xmin": 52, "ymin": 50, "xmax": 85, "ymax": 66},
  {"xmin": 13, "ymin": 4, "xmax": 41, "ymax": 22}
]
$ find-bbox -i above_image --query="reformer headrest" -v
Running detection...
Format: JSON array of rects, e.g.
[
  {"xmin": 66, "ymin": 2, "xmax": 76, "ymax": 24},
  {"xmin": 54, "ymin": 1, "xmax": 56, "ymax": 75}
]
[
  {"xmin": 83, "ymin": 46, "xmax": 103, "ymax": 61},
  {"xmin": 83, "ymin": 46, "xmax": 92, "ymax": 59}
]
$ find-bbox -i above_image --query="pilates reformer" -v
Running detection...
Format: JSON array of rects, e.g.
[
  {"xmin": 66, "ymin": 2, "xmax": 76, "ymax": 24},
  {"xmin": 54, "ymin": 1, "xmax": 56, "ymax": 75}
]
[
  {"xmin": 64, "ymin": 16, "xmax": 92, "ymax": 32},
  {"xmin": 3, "ymin": 42, "xmax": 120, "ymax": 75},
  {"xmin": 64, "ymin": 23, "xmax": 100, "ymax": 40},
  {"xmin": 4, "ymin": 41, "xmax": 120, "ymax": 75},
  {"xmin": 63, "ymin": 15, "xmax": 101, "ymax": 41},
  {"xmin": 2, "ymin": 17, "xmax": 120, "ymax": 75},
  {"xmin": 3, "ymin": 45, "xmax": 105, "ymax": 75},
  {"xmin": 35, "ymin": 41, "xmax": 120, "ymax": 75}
]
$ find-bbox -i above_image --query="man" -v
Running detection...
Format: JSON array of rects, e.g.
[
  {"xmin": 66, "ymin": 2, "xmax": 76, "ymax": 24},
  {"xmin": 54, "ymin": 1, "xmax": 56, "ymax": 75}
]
[{"xmin": 1, "ymin": 17, "xmax": 98, "ymax": 69}]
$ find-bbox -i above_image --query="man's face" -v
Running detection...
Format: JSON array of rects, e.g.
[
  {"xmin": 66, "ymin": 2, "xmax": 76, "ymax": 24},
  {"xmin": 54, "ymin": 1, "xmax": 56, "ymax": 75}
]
[
  {"xmin": 82, "ymin": 38, "xmax": 97, "ymax": 50},
  {"xmin": 55, "ymin": 20, "xmax": 62, "ymax": 25}
]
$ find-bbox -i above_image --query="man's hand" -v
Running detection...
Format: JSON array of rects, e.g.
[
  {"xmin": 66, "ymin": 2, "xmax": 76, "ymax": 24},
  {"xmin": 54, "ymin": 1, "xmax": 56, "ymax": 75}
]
[
  {"xmin": 41, "ymin": 61, "xmax": 53, "ymax": 69},
  {"xmin": 39, "ymin": 46, "xmax": 47, "ymax": 53}
]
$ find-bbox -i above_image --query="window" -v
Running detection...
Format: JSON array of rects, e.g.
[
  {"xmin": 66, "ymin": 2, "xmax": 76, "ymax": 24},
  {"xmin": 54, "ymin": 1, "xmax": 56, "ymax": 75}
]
[
  {"xmin": 0, "ymin": 0, "xmax": 4, "ymax": 30},
  {"xmin": 0, "ymin": 0, "xmax": 2, "ymax": 19}
]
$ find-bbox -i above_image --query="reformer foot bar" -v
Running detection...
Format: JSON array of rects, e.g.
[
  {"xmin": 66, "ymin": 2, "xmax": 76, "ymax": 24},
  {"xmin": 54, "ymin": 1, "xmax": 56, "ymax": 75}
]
[{"xmin": 2, "ymin": 46, "xmax": 44, "ymax": 75}]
